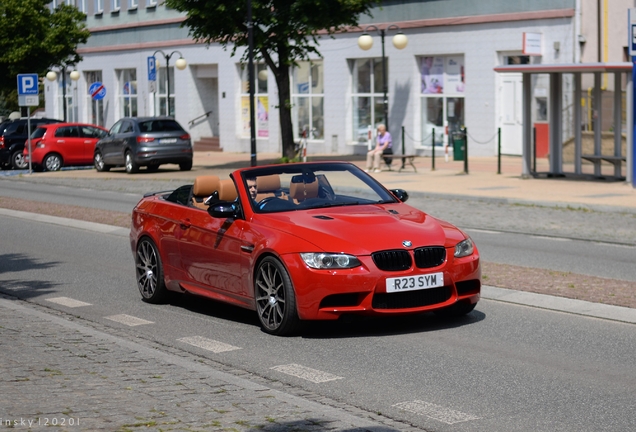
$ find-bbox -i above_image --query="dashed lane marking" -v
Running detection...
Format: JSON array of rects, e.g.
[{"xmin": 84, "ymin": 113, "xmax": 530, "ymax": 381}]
[
  {"xmin": 105, "ymin": 314, "xmax": 154, "ymax": 327},
  {"xmin": 393, "ymin": 400, "xmax": 480, "ymax": 425},
  {"xmin": 177, "ymin": 336, "xmax": 241, "ymax": 353},
  {"xmin": 271, "ymin": 363, "xmax": 343, "ymax": 383},
  {"xmin": 46, "ymin": 297, "xmax": 92, "ymax": 308}
]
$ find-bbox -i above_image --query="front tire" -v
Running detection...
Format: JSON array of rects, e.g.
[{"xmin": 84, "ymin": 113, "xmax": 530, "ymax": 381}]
[
  {"xmin": 11, "ymin": 150, "xmax": 28, "ymax": 170},
  {"xmin": 434, "ymin": 300, "xmax": 477, "ymax": 318},
  {"xmin": 125, "ymin": 151, "xmax": 139, "ymax": 174},
  {"xmin": 43, "ymin": 153, "xmax": 63, "ymax": 171},
  {"xmin": 255, "ymin": 256, "xmax": 301, "ymax": 336},
  {"xmin": 135, "ymin": 237, "xmax": 169, "ymax": 304},
  {"xmin": 94, "ymin": 151, "xmax": 111, "ymax": 172}
]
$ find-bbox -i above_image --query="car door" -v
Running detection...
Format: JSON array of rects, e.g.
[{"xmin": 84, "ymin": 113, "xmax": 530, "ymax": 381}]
[
  {"xmin": 99, "ymin": 120, "xmax": 123, "ymax": 163},
  {"xmin": 80, "ymin": 126, "xmax": 106, "ymax": 163},
  {"xmin": 53, "ymin": 126, "xmax": 83, "ymax": 164},
  {"xmin": 176, "ymin": 204, "xmax": 248, "ymax": 298}
]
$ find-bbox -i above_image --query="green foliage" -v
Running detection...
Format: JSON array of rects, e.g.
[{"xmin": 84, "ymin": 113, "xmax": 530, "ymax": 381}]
[
  {"xmin": 164, "ymin": 0, "xmax": 375, "ymax": 159},
  {"xmin": 0, "ymin": 0, "xmax": 90, "ymax": 109}
]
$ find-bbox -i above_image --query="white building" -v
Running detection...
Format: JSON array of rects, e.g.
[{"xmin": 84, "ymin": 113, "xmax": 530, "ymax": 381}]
[{"xmin": 44, "ymin": 0, "xmax": 631, "ymax": 158}]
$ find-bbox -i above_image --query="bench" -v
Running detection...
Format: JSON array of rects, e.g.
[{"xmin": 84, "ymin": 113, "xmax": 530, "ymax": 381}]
[
  {"xmin": 384, "ymin": 155, "xmax": 419, "ymax": 173},
  {"xmin": 581, "ymin": 154, "xmax": 626, "ymax": 170}
]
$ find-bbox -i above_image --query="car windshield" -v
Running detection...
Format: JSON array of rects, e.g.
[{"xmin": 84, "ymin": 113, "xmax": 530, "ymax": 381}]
[{"xmin": 240, "ymin": 163, "xmax": 397, "ymax": 213}]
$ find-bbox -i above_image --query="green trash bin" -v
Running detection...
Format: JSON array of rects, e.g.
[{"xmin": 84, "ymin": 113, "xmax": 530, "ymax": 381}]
[{"xmin": 452, "ymin": 132, "xmax": 465, "ymax": 161}]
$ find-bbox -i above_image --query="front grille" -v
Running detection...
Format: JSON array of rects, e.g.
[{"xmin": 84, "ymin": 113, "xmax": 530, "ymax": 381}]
[
  {"xmin": 414, "ymin": 247, "xmax": 446, "ymax": 268},
  {"xmin": 372, "ymin": 250, "xmax": 412, "ymax": 271},
  {"xmin": 372, "ymin": 286, "xmax": 452, "ymax": 309}
]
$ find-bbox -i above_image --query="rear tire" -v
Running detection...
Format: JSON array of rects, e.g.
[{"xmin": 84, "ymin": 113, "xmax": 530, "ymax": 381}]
[
  {"xmin": 125, "ymin": 151, "xmax": 139, "ymax": 174},
  {"xmin": 43, "ymin": 153, "xmax": 63, "ymax": 171},
  {"xmin": 11, "ymin": 150, "xmax": 28, "ymax": 170},
  {"xmin": 179, "ymin": 160, "xmax": 193, "ymax": 171},
  {"xmin": 135, "ymin": 237, "xmax": 169, "ymax": 304}
]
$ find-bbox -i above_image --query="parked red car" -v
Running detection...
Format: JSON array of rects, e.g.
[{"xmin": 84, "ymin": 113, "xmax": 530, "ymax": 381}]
[{"xmin": 23, "ymin": 123, "xmax": 108, "ymax": 171}]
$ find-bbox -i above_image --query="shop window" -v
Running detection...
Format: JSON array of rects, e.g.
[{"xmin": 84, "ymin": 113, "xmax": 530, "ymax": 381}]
[
  {"xmin": 117, "ymin": 69, "xmax": 138, "ymax": 118},
  {"xmin": 292, "ymin": 61, "xmax": 324, "ymax": 140},
  {"xmin": 240, "ymin": 63, "xmax": 269, "ymax": 138},
  {"xmin": 351, "ymin": 58, "xmax": 386, "ymax": 143},
  {"xmin": 419, "ymin": 55, "xmax": 465, "ymax": 148}
]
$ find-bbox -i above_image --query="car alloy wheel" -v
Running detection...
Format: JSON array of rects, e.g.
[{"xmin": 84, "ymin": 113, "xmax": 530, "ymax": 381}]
[
  {"xmin": 254, "ymin": 257, "xmax": 301, "ymax": 336},
  {"xmin": 43, "ymin": 154, "xmax": 62, "ymax": 171},
  {"xmin": 125, "ymin": 151, "xmax": 139, "ymax": 174},
  {"xmin": 11, "ymin": 150, "xmax": 28, "ymax": 170},
  {"xmin": 94, "ymin": 151, "xmax": 110, "ymax": 172},
  {"xmin": 135, "ymin": 237, "xmax": 168, "ymax": 303}
]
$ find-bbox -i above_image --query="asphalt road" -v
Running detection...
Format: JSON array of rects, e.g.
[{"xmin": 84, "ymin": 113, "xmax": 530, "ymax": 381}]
[{"xmin": 1, "ymin": 215, "xmax": 635, "ymax": 431}]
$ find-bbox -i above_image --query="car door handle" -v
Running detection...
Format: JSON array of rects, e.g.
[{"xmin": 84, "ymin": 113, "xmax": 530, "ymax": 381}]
[
  {"xmin": 57, "ymin": 140, "xmax": 65, "ymax": 143},
  {"xmin": 180, "ymin": 219, "xmax": 191, "ymax": 229},
  {"xmin": 241, "ymin": 244, "xmax": 255, "ymax": 253},
  {"xmin": 84, "ymin": 140, "xmax": 92, "ymax": 144}
]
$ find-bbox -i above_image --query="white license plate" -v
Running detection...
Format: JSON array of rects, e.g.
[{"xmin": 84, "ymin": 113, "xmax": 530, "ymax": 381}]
[
  {"xmin": 386, "ymin": 272, "xmax": 444, "ymax": 293},
  {"xmin": 160, "ymin": 138, "xmax": 177, "ymax": 144}
]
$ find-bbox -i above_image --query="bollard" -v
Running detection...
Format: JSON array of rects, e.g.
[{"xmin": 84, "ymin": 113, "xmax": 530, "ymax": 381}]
[
  {"xmin": 463, "ymin": 127, "xmax": 468, "ymax": 174},
  {"xmin": 497, "ymin": 127, "xmax": 501, "ymax": 174},
  {"xmin": 532, "ymin": 126, "xmax": 537, "ymax": 173},
  {"xmin": 432, "ymin": 129, "xmax": 436, "ymax": 171},
  {"xmin": 401, "ymin": 126, "xmax": 406, "ymax": 171}
]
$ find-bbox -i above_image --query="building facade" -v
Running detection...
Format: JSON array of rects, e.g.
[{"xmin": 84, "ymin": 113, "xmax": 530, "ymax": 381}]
[{"xmin": 44, "ymin": 0, "xmax": 632, "ymax": 158}]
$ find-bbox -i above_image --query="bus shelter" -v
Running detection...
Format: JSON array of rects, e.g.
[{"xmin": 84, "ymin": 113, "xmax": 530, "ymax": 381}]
[{"xmin": 494, "ymin": 63, "xmax": 633, "ymax": 182}]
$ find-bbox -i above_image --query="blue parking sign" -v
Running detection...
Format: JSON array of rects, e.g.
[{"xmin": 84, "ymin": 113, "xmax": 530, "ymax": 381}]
[
  {"xmin": 148, "ymin": 56, "xmax": 157, "ymax": 81},
  {"xmin": 17, "ymin": 74, "xmax": 39, "ymax": 95}
]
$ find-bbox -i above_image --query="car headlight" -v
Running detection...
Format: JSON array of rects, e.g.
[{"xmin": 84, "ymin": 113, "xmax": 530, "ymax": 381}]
[
  {"xmin": 300, "ymin": 253, "xmax": 361, "ymax": 269},
  {"xmin": 454, "ymin": 238, "xmax": 474, "ymax": 258}
]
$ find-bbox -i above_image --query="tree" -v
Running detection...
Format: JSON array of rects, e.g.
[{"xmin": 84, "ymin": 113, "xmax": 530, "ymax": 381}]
[
  {"xmin": 164, "ymin": 0, "xmax": 375, "ymax": 160},
  {"xmin": 0, "ymin": 0, "xmax": 90, "ymax": 114}
]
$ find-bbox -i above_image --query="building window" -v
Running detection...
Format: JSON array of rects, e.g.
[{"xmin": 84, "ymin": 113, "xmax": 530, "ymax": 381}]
[
  {"xmin": 117, "ymin": 69, "xmax": 137, "ymax": 118},
  {"xmin": 147, "ymin": 0, "xmax": 157, "ymax": 7},
  {"xmin": 155, "ymin": 66, "xmax": 175, "ymax": 116},
  {"xmin": 95, "ymin": 0, "xmax": 103, "ymax": 13},
  {"xmin": 419, "ymin": 55, "xmax": 465, "ymax": 148},
  {"xmin": 129, "ymin": 0, "xmax": 138, "ymax": 8},
  {"xmin": 291, "ymin": 61, "xmax": 324, "ymax": 140},
  {"xmin": 77, "ymin": 0, "xmax": 86, "ymax": 12},
  {"xmin": 112, "ymin": 0, "xmax": 120, "ymax": 10},
  {"xmin": 351, "ymin": 58, "xmax": 385, "ymax": 144},
  {"xmin": 84, "ymin": 71, "xmax": 104, "ymax": 126},
  {"xmin": 240, "ymin": 63, "xmax": 269, "ymax": 138}
]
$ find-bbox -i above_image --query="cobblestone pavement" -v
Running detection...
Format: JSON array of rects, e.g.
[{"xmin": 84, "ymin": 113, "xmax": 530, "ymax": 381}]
[{"xmin": 1, "ymin": 296, "xmax": 411, "ymax": 432}]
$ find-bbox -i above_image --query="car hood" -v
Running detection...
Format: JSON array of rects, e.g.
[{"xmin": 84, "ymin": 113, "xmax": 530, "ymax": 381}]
[{"xmin": 254, "ymin": 203, "xmax": 465, "ymax": 254}]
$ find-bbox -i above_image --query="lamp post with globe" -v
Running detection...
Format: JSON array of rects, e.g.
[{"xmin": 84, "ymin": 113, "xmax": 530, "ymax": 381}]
[
  {"xmin": 153, "ymin": 50, "xmax": 187, "ymax": 117},
  {"xmin": 46, "ymin": 67, "xmax": 80, "ymax": 122}
]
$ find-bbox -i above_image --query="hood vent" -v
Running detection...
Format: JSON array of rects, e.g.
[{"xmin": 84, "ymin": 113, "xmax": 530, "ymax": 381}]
[{"xmin": 313, "ymin": 215, "xmax": 333, "ymax": 220}]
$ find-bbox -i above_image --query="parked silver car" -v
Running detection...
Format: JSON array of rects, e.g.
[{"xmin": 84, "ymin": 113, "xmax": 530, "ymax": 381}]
[{"xmin": 93, "ymin": 117, "xmax": 193, "ymax": 174}]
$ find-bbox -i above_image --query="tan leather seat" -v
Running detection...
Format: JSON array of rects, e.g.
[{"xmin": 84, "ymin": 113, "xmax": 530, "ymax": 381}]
[
  {"xmin": 256, "ymin": 174, "xmax": 283, "ymax": 201},
  {"xmin": 218, "ymin": 179, "xmax": 238, "ymax": 201},
  {"xmin": 191, "ymin": 175, "xmax": 220, "ymax": 209},
  {"xmin": 289, "ymin": 180, "xmax": 319, "ymax": 202}
]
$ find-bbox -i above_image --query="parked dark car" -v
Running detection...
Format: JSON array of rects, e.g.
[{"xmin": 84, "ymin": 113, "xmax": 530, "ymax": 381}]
[
  {"xmin": 0, "ymin": 117, "xmax": 62, "ymax": 169},
  {"xmin": 23, "ymin": 123, "xmax": 108, "ymax": 171},
  {"xmin": 93, "ymin": 117, "xmax": 193, "ymax": 174}
]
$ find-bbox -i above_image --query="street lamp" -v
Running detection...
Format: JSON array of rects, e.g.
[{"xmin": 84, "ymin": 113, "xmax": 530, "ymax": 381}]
[
  {"xmin": 357, "ymin": 24, "xmax": 408, "ymax": 131},
  {"xmin": 46, "ymin": 67, "xmax": 80, "ymax": 122},
  {"xmin": 153, "ymin": 50, "xmax": 187, "ymax": 117}
]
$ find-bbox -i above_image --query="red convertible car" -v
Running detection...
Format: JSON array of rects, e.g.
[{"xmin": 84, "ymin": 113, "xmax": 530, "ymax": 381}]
[{"xmin": 130, "ymin": 162, "xmax": 481, "ymax": 335}]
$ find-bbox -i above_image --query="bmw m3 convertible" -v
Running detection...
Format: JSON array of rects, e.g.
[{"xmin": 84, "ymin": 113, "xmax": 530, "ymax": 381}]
[{"xmin": 130, "ymin": 162, "xmax": 481, "ymax": 335}]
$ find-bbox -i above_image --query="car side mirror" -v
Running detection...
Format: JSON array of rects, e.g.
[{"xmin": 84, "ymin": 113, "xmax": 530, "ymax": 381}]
[
  {"xmin": 390, "ymin": 189, "xmax": 409, "ymax": 202},
  {"xmin": 208, "ymin": 202, "xmax": 239, "ymax": 218}
]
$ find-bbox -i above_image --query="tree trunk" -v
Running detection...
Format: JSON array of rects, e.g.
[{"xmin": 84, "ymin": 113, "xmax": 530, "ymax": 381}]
[{"xmin": 275, "ymin": 62, "xmax": 296, "ymax": 160}]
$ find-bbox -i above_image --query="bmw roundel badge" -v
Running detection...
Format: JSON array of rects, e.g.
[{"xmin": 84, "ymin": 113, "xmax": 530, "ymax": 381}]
[{"xmin": 402, "ymin": 240, "xmax": 412, "ymax": 247}]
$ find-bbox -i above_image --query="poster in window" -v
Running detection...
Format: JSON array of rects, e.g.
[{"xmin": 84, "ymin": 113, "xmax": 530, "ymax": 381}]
[
  {"xmin": 257, "ymin": 96, "xmax": 269, "ymax": 137},
  {"xmin": 241, "ymin": 96, "xmax": 250, "ymax": 135},
  {"xmin": 445, "ymin": 56, "xmax": 465, "ymax": 94},
  {"xmin": 420, "ymin": 57, "xmax": 444, "ymax": 94}
]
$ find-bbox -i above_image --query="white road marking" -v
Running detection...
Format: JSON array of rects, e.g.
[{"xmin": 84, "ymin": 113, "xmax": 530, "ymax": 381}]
[
  {"xmin": 530, "ymin": 235, "xmax": 571, "ymax": 241},
  {"xmin": 177, "ymin": 336, "xmax": 241, "ymax": 353},
  {"xmin": 465, "ymin": 228, "xmax": 501, "ymax": 234},
  {"xmin": 393, "ymin": 400, "xmax": 480, "ymax": 425},
  {"xmin": 46, "ymin": 297, "xmax": 92, "ymax": 308},
  {"xmin": 271, "ymin": 364, "xmax": 343, "ymax": 383},
  {"xmin": 105, "ymin": 314, "xmax": 154, "ymax": 327}
]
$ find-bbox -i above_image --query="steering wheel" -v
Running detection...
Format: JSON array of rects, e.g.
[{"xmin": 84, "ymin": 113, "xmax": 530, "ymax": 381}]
[{"xmin": 258, "ymin": 196, "xmax": 277, "ymax": 210}]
